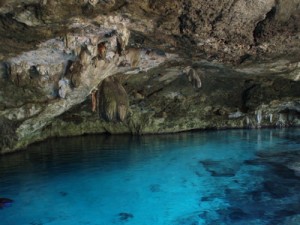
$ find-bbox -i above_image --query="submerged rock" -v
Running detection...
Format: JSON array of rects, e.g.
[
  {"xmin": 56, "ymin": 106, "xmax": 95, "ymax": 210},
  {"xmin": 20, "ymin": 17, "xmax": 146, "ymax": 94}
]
[
  {"xmin": 149, "ymin": 184, "xmax": 161, "ymax": 193},
  {"xmin": 199, "ymin": 160, "xmax": 239, "ymax": 177},
  {"xmin": 0, "ymin": 198, "xmax": 13, "ymax": 209},
  {"xmin": 283, "ymin": 214, "xmax": 300, "ymax": 225},
  {"xmin": 118, "ymin": 212, "xmax": 134, "ymax": 221},
  {"xmin": 227, "ymin": 208, "xmax": 249, "ymax": 221},
  {"xmin": 263, "ymin": 180, "xmax": 290, "ymax": 198}
]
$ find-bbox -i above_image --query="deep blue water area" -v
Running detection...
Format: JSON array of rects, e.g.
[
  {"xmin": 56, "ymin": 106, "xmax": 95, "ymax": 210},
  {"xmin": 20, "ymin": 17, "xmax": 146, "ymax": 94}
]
[{"xmin": 1, "ymin": 129, "xmax": 300, "ymax": 225}]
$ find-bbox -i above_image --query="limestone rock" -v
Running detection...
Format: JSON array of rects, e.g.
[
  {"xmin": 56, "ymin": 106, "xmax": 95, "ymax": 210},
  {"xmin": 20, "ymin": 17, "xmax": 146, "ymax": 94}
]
[
  {"xmin": 183, "ymin": 66, "xmax": 202, "ymax": 89},
  {"xmin": 97, "ymin": 76, "xmax": 129, "ymax": 122},
  {"xmin": 0, "ymin": 0, "xmax": 299, "ymax": 153},
  {"xmin": 0, "ymin": 117, "xmax": 18, "ymax": 151},
  {"xmin": 58, "ymin": 78, "xmax": 71, "ymax": 99},
  {"xmin": 0, "ymin": 62, "xmax": 9, "ymax": 80}
]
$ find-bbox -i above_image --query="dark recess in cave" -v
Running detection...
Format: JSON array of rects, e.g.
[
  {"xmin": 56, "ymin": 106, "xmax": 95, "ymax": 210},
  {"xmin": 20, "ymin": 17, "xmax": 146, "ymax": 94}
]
[
  {"xmin": 241, "ymin": 83, "xmax": 256, "ymax": 113},
  {"xmin": 253, "ymin": 6, "xmax": 277, "ymax": 44}
]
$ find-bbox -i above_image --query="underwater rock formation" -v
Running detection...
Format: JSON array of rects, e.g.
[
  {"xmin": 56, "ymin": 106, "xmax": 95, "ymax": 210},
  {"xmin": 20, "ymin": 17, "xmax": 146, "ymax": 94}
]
[
  {"xmin": 118, "ymin": 212, "xmax": 134, "ymax": 221},
  {"xmin": 0, "ymin": 198, "xmax": 13, "ymax": 209}
]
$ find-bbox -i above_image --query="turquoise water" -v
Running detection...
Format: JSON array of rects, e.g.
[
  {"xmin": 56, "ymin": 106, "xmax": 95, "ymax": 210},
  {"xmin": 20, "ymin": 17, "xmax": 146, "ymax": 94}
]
[{"xmin": 1, "ymin": 129, "xmax": 300, "ymax": 225}]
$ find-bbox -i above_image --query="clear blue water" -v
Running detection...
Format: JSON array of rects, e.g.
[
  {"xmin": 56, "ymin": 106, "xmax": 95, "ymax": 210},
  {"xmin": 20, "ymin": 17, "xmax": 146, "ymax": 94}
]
[{"xmin": 1, "ymin": 129, "xmax": 300, "ymax": 225}]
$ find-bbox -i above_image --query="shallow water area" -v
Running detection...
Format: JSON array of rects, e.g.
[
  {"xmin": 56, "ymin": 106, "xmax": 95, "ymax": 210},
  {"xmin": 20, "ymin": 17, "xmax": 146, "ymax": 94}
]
[{"xmin": 1, "ymin": 129, "xmax": 300, "ymax": 225}]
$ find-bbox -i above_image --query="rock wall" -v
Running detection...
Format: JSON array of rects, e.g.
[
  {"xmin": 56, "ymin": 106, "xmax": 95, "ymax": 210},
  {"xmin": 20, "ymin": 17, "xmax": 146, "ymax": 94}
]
[
  {"xmin": 45, "ymin": 61, "xmax": 300, "ymax": 137},
  {"xmin": 0, "ymin": 0, "xmax": 299, "ymax": 153}
]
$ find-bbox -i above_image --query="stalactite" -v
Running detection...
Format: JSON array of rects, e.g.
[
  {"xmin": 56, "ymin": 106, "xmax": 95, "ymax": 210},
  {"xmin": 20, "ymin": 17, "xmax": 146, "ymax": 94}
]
[
  {"xmin": 256, "ymin": 109, "xmax": 262, "ymax": 126},
  {"xmin": 91, "ymin": 89, "xmax": 98, "ymax": 112}
]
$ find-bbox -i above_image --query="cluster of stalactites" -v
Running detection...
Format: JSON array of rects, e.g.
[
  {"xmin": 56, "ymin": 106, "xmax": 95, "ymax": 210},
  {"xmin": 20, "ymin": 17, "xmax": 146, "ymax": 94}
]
[{"xmin": 92, "ymin": 76, "xmax": 129, "ymax": 122}]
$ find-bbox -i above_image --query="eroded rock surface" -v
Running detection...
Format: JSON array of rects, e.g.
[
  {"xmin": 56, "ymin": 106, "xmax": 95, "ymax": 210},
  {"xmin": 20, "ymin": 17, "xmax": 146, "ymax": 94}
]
[{"xmin": 0, "ymin": 0, "xmax": 299, "ymax": 153}]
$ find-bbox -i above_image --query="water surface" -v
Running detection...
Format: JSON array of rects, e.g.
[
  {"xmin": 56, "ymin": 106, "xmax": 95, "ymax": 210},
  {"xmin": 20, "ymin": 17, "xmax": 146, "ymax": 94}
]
[{"xmin": 1, "ymin": 129, "xmax": 300, "ymax": 225}]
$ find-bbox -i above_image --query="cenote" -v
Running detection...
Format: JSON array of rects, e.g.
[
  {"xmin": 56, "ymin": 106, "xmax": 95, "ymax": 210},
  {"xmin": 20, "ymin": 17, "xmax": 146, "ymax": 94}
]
[{"xmin": 1, "ymin": 128, "xmax": 300, "ymax": 225}]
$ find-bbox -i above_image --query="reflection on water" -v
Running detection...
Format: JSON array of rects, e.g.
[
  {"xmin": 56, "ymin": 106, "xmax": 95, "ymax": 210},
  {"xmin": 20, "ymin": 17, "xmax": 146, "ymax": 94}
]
[{"xmin": 0, "ymin": 129, "xmax": 300, "ymax": 225}]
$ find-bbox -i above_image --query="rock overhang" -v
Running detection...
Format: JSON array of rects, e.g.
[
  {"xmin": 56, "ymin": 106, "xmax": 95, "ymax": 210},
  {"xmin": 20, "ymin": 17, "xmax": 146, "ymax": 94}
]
[{"xmin": 0, "ymin": 0, "xmax": 299, "ymax": 153}]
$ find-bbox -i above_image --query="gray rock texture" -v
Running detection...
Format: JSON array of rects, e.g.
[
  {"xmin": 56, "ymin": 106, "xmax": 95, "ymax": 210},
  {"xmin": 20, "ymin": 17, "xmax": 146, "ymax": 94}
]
[{"xmin": 0, "ymin": 0, "xmax": 299, "ymax": 153}]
